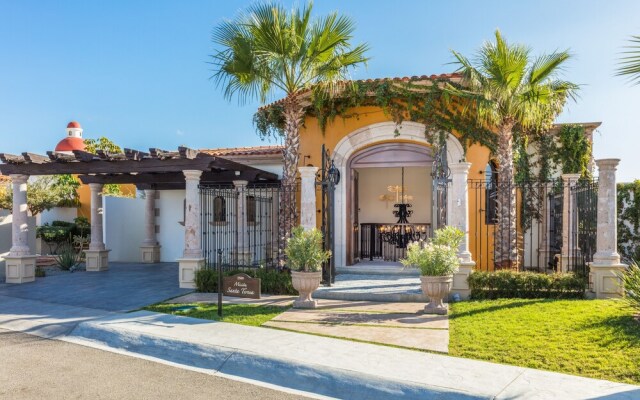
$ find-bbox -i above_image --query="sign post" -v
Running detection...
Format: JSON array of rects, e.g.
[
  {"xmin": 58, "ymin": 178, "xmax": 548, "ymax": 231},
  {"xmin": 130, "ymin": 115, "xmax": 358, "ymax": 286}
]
[{"xmin": 217, "ymin": 249, "xmax": 223, "ymax": 318}]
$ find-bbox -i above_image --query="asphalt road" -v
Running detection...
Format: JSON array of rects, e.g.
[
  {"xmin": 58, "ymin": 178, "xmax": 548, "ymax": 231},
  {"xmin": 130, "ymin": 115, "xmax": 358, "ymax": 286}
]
[{"xmin": 0, "ymin": 328, "xmax": 310, "ymax": 400}]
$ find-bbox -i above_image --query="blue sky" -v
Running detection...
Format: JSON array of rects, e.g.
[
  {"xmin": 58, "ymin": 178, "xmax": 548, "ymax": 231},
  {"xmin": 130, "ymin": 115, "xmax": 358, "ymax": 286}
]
[{"xmin": 1, "ymin": 0, "xmax": 639, "ymax": 181}]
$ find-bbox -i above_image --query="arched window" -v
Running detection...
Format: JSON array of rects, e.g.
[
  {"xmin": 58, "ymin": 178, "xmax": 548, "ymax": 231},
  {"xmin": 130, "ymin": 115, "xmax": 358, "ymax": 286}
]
[
  {"xmin": 247, "ymin": 195, "xmax": 256, "ymax": 223},
  {"xmin": 485, "ymin": 161, "xmax": 498, "ymax": 224},
  {"xmin": 214, "ymin": 196, "xmax": 226, "ymax": 222}
]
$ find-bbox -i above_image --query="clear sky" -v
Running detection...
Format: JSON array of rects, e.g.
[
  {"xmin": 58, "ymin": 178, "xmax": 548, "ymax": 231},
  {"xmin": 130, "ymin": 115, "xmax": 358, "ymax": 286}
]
[{"xmin": 1, "ymin": 0, "xmax": 639, "ymax": 181}]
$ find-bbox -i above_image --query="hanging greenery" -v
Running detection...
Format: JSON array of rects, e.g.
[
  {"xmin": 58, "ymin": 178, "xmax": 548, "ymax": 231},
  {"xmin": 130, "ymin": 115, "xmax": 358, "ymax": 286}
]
[{"xmin": 618, "ymin": 180, "xmax": 640, "ymax": 262}]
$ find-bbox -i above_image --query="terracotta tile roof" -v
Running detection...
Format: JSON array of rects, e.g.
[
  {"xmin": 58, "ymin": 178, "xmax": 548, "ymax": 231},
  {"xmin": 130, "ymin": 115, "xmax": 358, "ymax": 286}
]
[
  {"xmin": 259, "ymin": 73, "xmax": 462, "ymax": 110},
  {"xmin": 200, "ymin": 145, "xmax": 284, "ymax": 157}
]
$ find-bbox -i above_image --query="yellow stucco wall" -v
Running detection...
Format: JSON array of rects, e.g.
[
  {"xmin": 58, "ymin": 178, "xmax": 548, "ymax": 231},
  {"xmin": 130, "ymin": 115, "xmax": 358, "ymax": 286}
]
[
  {"xmin": 298, "ymin": 105, "xmax": 495, "ymax": 269},
  {"xmin": 77, "ymin": 182, "xmax": 136, "ymax": 222}
]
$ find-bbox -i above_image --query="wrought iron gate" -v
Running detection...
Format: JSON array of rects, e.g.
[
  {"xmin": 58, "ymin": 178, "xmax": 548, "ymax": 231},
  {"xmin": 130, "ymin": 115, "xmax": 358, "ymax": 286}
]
[
  {"xmin": 431, "ymin": 143, "xmax": 450, "ymax": 233},
  {"xmin": 318, "ymin": 144, "xmax": 337, "ymax": 284}
]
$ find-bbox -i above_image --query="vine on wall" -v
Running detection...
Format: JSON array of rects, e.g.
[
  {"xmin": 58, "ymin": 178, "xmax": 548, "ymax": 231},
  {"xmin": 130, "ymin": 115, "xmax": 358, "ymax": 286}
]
[{"xmin": 618, "ymin": 181, "xmax": 640, "ymax": 262}]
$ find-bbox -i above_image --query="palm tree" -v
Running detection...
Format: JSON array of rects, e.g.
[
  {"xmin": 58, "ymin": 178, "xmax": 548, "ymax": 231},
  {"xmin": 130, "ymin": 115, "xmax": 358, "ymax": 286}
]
[
  {"xmin": 447, "ymin": 30, "xmax": 578, "ymax": 268},
  {"xmin": 210, "ymin": 1, "xmax": 368, "ymax": 255},
  {"xmin": 616, "ymin": 35, "xmax": 640, "ymax": 84}
]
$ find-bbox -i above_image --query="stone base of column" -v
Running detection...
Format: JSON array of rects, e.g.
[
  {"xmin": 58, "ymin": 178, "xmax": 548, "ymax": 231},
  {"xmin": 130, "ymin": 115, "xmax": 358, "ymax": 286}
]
[
  {"xmin": 589, "ymin": 262, "xmax": 628, "ymax": 299},
  {"xmin": 178, "ymin": 257, "xmax": 205, "ymax": 289},
  {"xmin": 451, "ymin": 261, "xmax": 475, "ymax": 300},
  {"xmin": 4, "ymin": 255, "xmax": 37, "ymax": 284},
  {"xmin": 85, "ymin": 249, "xmax": 110, "ymax": 272},
  {"xmin": 140, "ymin": 245, "xmax": 161, "ymax": 263},
  {"xmin": 232, "ymin": 250, "xmax": 253, "ymax": 266}
]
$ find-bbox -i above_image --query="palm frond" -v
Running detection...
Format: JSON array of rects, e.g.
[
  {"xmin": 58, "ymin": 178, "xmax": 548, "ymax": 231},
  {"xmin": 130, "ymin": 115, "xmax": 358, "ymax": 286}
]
[{"xmin": 616, "ymin": 35, "xmax": 640, "ymax": 85}]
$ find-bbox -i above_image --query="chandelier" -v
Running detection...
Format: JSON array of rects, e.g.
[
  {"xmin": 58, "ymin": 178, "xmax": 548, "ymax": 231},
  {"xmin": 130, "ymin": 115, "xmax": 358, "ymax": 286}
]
[{"xmin": 379, "ymin": 167, "xmax": 428, "ymax": 248}]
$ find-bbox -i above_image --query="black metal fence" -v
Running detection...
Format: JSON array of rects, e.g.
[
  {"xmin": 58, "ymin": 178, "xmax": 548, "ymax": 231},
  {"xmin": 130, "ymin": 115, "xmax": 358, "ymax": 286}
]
[
  {"xmin": 360, "ymin": 223, "xmax": 431, "ymax": 262},
  {"xmin": 200, "ymin": 183, "xmax": 299, "ymax": 271},
  {"xmin": 469, "ymin": 178, "xmax": 597, "ymax": 275}
]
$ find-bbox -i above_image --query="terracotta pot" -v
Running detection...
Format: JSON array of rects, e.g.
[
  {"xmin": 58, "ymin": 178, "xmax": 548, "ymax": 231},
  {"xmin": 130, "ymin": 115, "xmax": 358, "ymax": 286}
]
[
  {"xmin": 291, "ymin": 270, "xmax": 322, "ymax": 309},
  {"xmin": 420, "ymin": 275, "xmax": 453, "ymax": 315}
]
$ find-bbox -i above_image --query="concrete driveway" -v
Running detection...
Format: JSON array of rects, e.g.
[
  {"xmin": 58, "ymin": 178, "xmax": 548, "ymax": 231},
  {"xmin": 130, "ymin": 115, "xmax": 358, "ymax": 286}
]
[{"xmin": 0, "ymin": 262, "xmax": 191, "ymax": 312}]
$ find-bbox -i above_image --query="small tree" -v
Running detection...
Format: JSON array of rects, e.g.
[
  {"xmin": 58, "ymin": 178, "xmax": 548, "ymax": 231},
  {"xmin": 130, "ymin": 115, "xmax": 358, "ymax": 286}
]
[
  {"xmin": 84, "ymin": 136, "xmax": 130, "ymax": 197},
  {"xmin": 0, "ymin": 176, "xmax": 74, "ymax": 216}
]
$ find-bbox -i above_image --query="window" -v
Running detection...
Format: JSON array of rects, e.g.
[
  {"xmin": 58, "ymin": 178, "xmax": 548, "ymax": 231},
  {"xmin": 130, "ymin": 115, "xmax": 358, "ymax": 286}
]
[
  {"xmin": 246, "ymin": 195, "xmax": 256, "ymax": 224},
  {"xmin": 214, "ymin": 196, "xmax": 226, "ymax": 222},
  {"xmin": 485, "ymin": 161, "xmax": 498, "ymax": 224}
]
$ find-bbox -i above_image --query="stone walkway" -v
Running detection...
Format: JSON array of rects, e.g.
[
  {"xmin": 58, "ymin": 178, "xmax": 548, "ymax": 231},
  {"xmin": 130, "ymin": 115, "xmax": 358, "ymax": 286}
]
[
  {"xmin": 264, "ymin": 300, "xmax": 448, "ymax": 353},
  {"xmin": 314, "ymin": 274, "xmax": 427, "ymax": 302}
]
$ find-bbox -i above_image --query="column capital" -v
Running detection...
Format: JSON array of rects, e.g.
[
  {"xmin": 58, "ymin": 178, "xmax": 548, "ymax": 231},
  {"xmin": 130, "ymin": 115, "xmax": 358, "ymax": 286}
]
[
  {"xmin": 88, "ymin": 182, "xmax": 104, "ymax": 192},
  {"xmin": 561, "ymin": 173, "xmax": 581, "ymax": 182},
  {"xmin": 9, "ymin": 174, "xmax": 29, "ymax": 184},
  {"xmin": 595, "ymin": 158, "xmax": 620, "ymax": 171},
  {"xmin": 232, "ymin": 180, "xmax": 249, "ymax": 188},
  {"xmin": 298, "ymin": 166, "xmax": 319, "ymax": 179},
  {"xmin": 449, "ymin": 162, "xmax": 472, "ymax": 174},
  {"xmin": 183, "ymin": 170, "xmax": 203, "ymax": 181}
]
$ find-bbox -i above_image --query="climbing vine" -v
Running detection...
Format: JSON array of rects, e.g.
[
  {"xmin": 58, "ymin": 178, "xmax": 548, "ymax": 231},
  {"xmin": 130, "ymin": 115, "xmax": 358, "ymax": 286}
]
[{"xmin": 618, "ymin": 180, "xmax": 640, "ymax": 262}]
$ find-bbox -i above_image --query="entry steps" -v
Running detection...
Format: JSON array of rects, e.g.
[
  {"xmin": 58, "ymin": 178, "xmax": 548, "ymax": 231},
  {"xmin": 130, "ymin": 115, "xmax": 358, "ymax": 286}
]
[{"xmin": 315, "ymin": 274, "xmax": 428, "ymax": 303}]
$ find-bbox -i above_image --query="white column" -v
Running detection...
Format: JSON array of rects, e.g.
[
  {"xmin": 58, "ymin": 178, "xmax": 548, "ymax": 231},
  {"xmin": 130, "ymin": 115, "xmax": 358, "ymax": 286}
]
[
  {"xmin": 560, "ymin": 173, "xmax": 581, "ymax": 272},
  {"xmin": 9, "ymin": 174, "xmax": 30, "ymax": 256},
  {"xmin": 85, "ymin": 183, "xmax": 109, "ymax": 271},
  {"xmin": 298, "ymin": 166, "xmax": 319, "ymax": 231},
  {"xmin": 140, "ymin": 189, "xmax": 161, "ymax": 263},
  {"xmin": 590, "ymin": 159, "xmax": 627, "ymax": 298},
  {"xmin": 449, "ymin": 162, "xmax": 475, "ymax": 300},
  {"xmin": 178, "ymin": 170, "xmax": 205, "ymax": 288},
  {"xmin": 233, "ymin": 180, "xmax": 251, "ymax": 265},
  {"xmin": 4, "ymin": 174, "xmax": 36, "ymax": 284}
]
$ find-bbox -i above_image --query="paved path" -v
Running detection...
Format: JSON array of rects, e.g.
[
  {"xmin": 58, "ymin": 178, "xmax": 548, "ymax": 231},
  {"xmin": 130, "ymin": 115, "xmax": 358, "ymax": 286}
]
[
  {"xmin": 0, "ymin": 262, "xmax": 191, "ymax": 312},
  {"xmin": 315, "ymin": 274, "xmax": 427, "ymax": 302},
  {"xmin": 0, "ymin": 328, "xmax": 309, "ymax": 400},
  {"xmin": 0, "ymin": 294, "xmax": 638, "ymax": 399},
  {"xmin": 263, "ymin": 299, "xmax": 449, "ymax": 353}
]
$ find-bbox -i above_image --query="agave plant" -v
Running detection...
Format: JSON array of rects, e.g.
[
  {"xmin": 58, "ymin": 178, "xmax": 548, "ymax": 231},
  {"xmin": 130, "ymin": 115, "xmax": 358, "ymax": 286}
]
[{"xmin": 54, "ymin": 244, "xmax": 80, "ymax": 271}]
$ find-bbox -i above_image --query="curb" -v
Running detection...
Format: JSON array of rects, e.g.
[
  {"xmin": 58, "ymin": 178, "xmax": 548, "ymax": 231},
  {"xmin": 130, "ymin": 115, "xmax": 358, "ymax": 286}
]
[{"xmin": 67, "ymin": 317, "xmax": 479, "ymax": 400}]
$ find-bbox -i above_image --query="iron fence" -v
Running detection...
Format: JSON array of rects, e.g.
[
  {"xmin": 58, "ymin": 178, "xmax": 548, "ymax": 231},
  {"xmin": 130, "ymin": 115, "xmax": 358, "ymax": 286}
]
[{"xmin": 469, "ymin": 178, "xmax": 597, "ymax": 275}]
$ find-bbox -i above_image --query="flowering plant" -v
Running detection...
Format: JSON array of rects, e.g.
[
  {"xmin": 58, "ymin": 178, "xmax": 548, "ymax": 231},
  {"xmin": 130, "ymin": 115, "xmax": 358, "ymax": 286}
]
[{"xmin": 401, "ymin": 226, "xmax": 463, "ymax": 276}]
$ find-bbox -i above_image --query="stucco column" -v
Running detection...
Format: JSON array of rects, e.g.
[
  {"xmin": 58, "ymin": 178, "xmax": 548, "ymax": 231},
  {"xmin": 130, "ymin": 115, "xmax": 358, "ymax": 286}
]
[
  {"xmin": 299, "ymin": 166, "xmax": 319, "ymax": 231},
  {"xmin": 4, "ymin": 174, "xmax": 36, "ymax": 284},
  {"xmin": 85, "ymin": 183, "xmax": 110, "ymax": 271},
  {"xmin": 178, "ymin": 170, "xmax": 205, "ymax": 288},
  {"xmin": 590, "ymin": 159, "xmax": 627, "ymax": 298},
  {"xmin": 140, "ymin": 189, "xmax": 161, "ymax": 263},
  {"xmin": 9, "ymin": 174, "xmax": 30, "ymax": 256},
  {"xmin": 560, "ymin": 173, "xmax": 581, "ymax": 272},
  {"xmin": 449, "ymin": 162, "xmax": 475, "ymax": 300},
  {"xmin": 233, "ymin": 180, "xmax": 251, "ymax": 265}
]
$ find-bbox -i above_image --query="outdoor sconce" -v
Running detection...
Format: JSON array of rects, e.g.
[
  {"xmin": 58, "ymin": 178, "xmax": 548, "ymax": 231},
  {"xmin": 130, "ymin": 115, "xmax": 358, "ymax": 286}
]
[{"xmin": 328, "ymin": 162, "xmax": 340, "ymax": 185}]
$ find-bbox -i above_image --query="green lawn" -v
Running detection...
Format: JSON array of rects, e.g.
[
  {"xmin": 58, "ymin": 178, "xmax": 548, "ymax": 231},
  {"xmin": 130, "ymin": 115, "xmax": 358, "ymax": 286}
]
[
  {"xmin": 449, "ymin": 299, "xmax": 640, "ymax": 384},
  {"xmin": 144, "ymin": 303, "xmax": 288, "ymax": 327}
]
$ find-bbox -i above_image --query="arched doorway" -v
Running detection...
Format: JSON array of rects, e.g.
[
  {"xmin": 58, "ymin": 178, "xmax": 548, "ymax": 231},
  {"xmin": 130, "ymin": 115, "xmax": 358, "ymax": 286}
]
[
  {"xmin": 331, "ymin": 121, "xmax": 465, "ymax": 268},
  {"xmin": 346, "ymin": 142, "xmax": 434, "ymax": 265}
]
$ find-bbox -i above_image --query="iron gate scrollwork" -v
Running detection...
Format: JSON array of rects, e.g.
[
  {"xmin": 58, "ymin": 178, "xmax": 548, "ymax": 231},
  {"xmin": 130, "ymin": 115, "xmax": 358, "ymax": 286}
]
[
  {"xmin": 431, "ymin": 143, "xmax": 450, "ymax": 233},
  {"xmin": 318, "ymin": 144, "xmax": 337, "ymax": 285}
]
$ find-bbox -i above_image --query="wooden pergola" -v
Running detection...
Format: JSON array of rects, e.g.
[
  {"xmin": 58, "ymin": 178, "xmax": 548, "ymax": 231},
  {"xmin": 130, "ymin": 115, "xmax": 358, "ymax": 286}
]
[{"xmin": 0, "ymin": 147, "xmax": 279, "ymax": 285}]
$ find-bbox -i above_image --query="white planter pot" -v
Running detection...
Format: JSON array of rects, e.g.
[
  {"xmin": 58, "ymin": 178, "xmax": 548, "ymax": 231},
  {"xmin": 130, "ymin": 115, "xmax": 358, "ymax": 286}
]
[
  {"xmin": 291, "ymin": 270, "xmax": 322, "ymax": 309},
  {"xmin": 420, "ymin": 275, "xmax": 453, "ymax": 315}
]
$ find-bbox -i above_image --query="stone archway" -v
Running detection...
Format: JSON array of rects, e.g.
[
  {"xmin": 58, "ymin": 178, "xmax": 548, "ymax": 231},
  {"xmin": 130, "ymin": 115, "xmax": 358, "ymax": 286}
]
[{"xmin": 331, "ymin": 121, "xmax": 465, "ymax": 268}]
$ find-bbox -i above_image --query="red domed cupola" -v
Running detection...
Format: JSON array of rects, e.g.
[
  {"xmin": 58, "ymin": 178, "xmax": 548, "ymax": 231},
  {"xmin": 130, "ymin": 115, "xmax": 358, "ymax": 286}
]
[{"xmin": 55, "ymin": 121, "xmax": 86, "ymax": 153}]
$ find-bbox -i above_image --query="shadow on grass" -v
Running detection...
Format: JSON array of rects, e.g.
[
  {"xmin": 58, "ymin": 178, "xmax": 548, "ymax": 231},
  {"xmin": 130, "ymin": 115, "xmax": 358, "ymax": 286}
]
[
  {"xmin": 579, "ymin": 314, "xmax": 640, "ymax": 346},
  {"xmin": 449, "ymin": 299, "xmax": 549, "ymax": 319}
]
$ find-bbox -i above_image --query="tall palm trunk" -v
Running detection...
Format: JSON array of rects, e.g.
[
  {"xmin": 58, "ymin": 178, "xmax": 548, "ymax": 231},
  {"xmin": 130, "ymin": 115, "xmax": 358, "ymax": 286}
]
[
  {"xmin": 278, "ymin": 96, "xmax": 305, "ymax": 266},
  {"xmin": 494, "ymin": 123, "xmax": 519, "ymax": 269}
]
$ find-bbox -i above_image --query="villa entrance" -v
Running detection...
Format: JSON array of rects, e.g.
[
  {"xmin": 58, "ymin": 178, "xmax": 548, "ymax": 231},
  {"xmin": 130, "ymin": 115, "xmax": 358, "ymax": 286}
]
[{"xmin": 345, "ymin": 142, "xmax": 435, "ymax": 267}]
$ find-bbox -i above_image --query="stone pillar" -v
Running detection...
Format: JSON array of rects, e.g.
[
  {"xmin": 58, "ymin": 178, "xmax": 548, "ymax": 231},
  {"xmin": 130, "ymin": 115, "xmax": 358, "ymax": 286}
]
[
  {"xmin": 84, "ymin": 183, "xmax": 110, "ymax": 271},
  {"xmin": 560, "ymin": 173, "xmax": 581, "ymax": 272},
  {"xmin": 449, "ymin": 162, "xmax": 475, "ymax": 300},
  {"xmin": 299, "ymin": 166, "xmax": 319, "ymax": 231},
  {"xmin": 233, "ymin": 180, "xmax": 252, "ymax": 265},
  {"xmin": 178, "ymin": 170, "xmax": 205, "ymax": 288},
  {"xmin": 590, "ymin": 159, "xmax": 627, "ymax": 298},
  {"xmin": 140, "ymin": 189, "xmax": 161, "ymax": 263},
  {"xmin": 4, "ymin": 174, "xmax": 36, "ymax": 284}
]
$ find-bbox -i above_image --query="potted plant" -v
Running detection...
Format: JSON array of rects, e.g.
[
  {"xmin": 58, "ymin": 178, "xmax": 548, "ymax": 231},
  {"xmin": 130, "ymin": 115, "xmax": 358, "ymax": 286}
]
[
  {"xmin": 285, "ymin": 226, "xmax": 331, "ymax": 309},
  {"xmin": 401, "ymin": 226, "xmax": 464, "ymax": 315}
]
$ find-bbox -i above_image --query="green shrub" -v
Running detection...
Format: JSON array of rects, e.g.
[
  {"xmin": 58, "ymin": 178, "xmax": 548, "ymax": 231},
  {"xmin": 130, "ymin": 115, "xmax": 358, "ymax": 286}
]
[
  {"xmin": 35, "ymin": 267, "xmax": 46, "ymax": 278},
  {"xmin": 620, "ymin": 262, "xmax": 640, "ymax": 312},
  {"xmin": 285, "ymin": 227, "xmax": 331, "ymax": 272},
  {"xmin": 468, "ymin": 270, "xmax": 586, "ymax": 300},
  {"xmin": 195, "ymin": 268, "xmax": 296, "ymax": 295}
]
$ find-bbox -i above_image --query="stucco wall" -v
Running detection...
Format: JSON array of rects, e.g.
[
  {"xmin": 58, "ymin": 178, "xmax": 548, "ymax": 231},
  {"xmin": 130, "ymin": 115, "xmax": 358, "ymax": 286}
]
[
  {"xmin": 104, "ymin": 196, "xmax": 145, "ymax": 262},
  {"xmin": 156, "ymin": 190, "xmax": 186, "ymax": 262}
]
